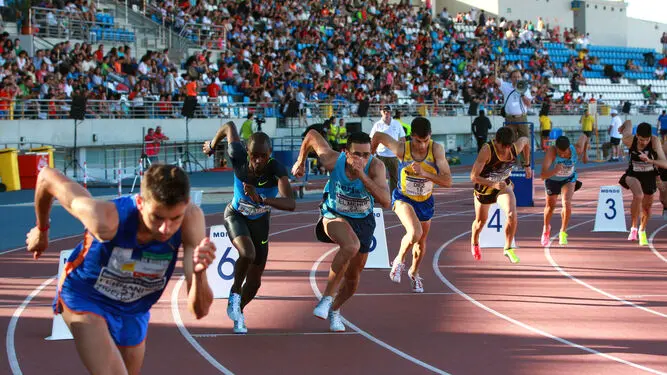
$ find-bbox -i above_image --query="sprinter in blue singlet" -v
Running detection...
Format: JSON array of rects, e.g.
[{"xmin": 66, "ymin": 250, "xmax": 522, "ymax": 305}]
[
  {"xmin": 540, "ymin": 135, "xmax": 589, "ymax": 247},
  {"xmin": 26, "ymin": 164, "xmax": 215, "ymax": 375},
  {"xmin": 292, "ymin": 131, "xmax": 390, "ymax": 332},
  {"xmin": 204, "ymin": 121, "xmax": 295, "ymax": 334}
]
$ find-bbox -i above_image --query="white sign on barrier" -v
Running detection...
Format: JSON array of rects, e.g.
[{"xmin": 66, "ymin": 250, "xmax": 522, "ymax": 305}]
[
  {"xmin": 479, "ymin": 203, "xmax": 516, "ymax": 248},
  {"xmin": 206, "ymin": 225, "xmax": 240, "ymax": 299},
  {"xmin": 593, "ymin": 185, "xmax": 627, "ymax": 232},
  {"xmin": 365, "ymin": 208, "xmax": 391, "ymax": 269},
  {"xmin": 46, "ymin": 249, "xmax": 74, "ymax": 341},
  {"xmin": 191, "ymin": 190, "xmax": 203, "ymax": 207}
]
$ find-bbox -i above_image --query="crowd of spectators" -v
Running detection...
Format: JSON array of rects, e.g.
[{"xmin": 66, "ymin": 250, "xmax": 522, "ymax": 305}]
[{"xmin": 0, "ymin": 0, "xmax": 664, "ymax": 120}]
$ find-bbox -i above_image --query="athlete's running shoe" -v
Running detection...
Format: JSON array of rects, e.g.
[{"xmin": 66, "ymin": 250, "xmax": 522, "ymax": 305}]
[
  {"xmin": 227, "ymin": 292, "xmax": 242, "ymax": 322},
  {"xmin": 559, "ymin": 231, "xmax": 568, "ymax": 246},
  {"xmin": 471, "ymin": 244, "xmax": 482, "ymax": 261},
  {"xmin": 541, "ymin": 225, "xmax": 551, "ymax": 247},
  {"xmin": 503, "ymin": 248, "xmax": 520, "ymax": 264},
  {"xmin": 389, "ymin": 261, "xmax": 405, "ymax": 283},
  {"xmin": 409, "ymin": 273, "xmax": 424, "ymax": 293},
  {"xmin": 233, "ymin": 313, "xmax": 247, "ymax": 334},
  {"xmin": 328, "ymin": 309, "xmax": 345, "ymax": 332},
  {"xmin": 628, "ymin": 227, "xmax": 638, "ymax": 241},
  {"xmin": 639, "ymin": 231, "xmax": 648, "ymax": 246},
  {"xmin": 313, "ymin": 295, "xmax": 333, "ymax": 320}
]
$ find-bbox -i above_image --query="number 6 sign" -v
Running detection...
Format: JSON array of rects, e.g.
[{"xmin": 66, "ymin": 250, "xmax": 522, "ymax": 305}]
[
  {"xmin": 593, "ymin": 186, "xmax": 627, "ymax": 232},
  {"xmin": 207, "ymin": 225, "xmax": 240, "ymax": 298}
]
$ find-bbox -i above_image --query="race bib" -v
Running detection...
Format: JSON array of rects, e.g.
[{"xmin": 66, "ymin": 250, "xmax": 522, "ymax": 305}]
[
  {"xmin": 556, "ymin": 164, "xmax": 575, "ymax": 177},
  {"xmin": 237, "ymin": 199, "xmax": 271, "ymax": 216},
  {"xmin": 404, "ymin": 176, "xmax": 433, "ymax": 197},
  {"xmin": 632, "ymin": 161, "xmax": 655, "ymax": 173},
  {"xmin": 488, "ymin": 168, "xmax": 512, "ymax": 182},
  {"xmin": 93, "ymin": 248, "xmax": 171, "ymax": 303},
  {"xmin": 335, "ymin": 193, "xmax": 371, "ymax": 214}
]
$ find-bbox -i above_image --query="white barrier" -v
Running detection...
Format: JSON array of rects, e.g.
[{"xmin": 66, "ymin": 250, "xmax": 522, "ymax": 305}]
[
  {"xmin": 593, "ymin": 185, "xmax": 627, "ymax": 232},
  {"xmin": 206, "ymin": 225, "xmax": 240, "ymax": 299},
  {"xmin": 365, "ymin": 208, "xmax": 391, "ymax": 269},
  {"xmin": 479, "ymin": 203, "xmax": 516, "ymax": 248}
]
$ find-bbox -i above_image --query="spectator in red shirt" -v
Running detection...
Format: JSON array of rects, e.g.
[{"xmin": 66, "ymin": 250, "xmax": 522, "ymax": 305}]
[{"xmin": 144, "ymin": 127, "xmax": 158, "ymax": 164}]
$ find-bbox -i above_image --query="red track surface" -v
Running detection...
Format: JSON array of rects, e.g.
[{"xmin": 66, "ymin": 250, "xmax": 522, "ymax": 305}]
[{"xmin": 2, "ymin": 164, "xmax": 667, "ymax": 375}]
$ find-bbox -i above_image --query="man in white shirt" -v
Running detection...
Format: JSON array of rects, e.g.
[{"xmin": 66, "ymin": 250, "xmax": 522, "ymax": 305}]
[
  {"xmin": 494, "ymin": 70, "xmax": 533, "ymax": 140},
  {"xmin": 608, "ymin": 109, "xmax": 623, "ymax": 161},
  {"xmin": 370, "ymin": 105, "xmax": 406, "ymax": 192}
]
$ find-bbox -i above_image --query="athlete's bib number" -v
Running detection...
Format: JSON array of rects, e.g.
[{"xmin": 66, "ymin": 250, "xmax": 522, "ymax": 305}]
[
  {"xmin": 404, "ymin": 176, "xmax": 433, "ymax": 197},
  {"xmin": 335, "ymin": 193, "xmax": 371, "ymax": 214},
  {"xmin": 237, "ymin": 200, "xmax": 270, "ymax": 217},
  {"xmin": 94, "ymin": 248, "xmax": 171, "ymax": 303},
  {"xmin": 488, "ymin": 169, "xmax": 512, "ymax": 183},
  {"xmin": 632, "ymin": 161, "xmax": 655, "ymax": 173},
  {"xmin": 556, "ymin": 164, "xmax": 574, "ymax": 177}
]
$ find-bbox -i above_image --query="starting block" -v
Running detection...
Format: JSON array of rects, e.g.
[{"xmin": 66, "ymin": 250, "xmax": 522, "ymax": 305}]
[
  {"xmin": 593, "ymin": 185, "xmax": 627, "ymax": 232},
  {"xmin": 206, "ymin": 225, "xmax": 240, "ymax": 299},
  {"xmin": 479, "ymin": 203, "xmax": 516, "ymax": 248},
  {"xmin": 365, "ymin": 208, "xmax": 390, "ymax": 269},
  {"xmin": 46, "ymin": 250, "xmax": 74, "ymax": 341}
]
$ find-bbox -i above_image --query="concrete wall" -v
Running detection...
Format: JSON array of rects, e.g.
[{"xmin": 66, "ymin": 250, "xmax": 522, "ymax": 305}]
[
  {"xmin": 627, "ymin": 17, "xmax": 666, "ymax": 51},
  {"xmin": 581, "ymin": 0, "xmax": 628, "ymax": 46},
  {"xmin": 498, "ymin": 0, "xmax": 573, "ymax": 29}
]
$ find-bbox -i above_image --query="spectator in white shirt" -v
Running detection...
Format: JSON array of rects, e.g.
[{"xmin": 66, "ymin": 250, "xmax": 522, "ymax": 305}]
[
  {"xmin": 608, "ymin": 109, "xmax": 623, "ymax": 161},
  {"xmin": 370, "ymin": 105, "xmax": 406, "ymax": 193},
  {"xmin": 494, "ymin": 69, "xmax": 533, "ymax": 140}
]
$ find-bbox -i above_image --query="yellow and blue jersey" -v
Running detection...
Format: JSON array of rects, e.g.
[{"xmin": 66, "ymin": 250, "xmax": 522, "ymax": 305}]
[{"xmin": 397, "ymin": 140, "xmax": 438, "ymax": 202}]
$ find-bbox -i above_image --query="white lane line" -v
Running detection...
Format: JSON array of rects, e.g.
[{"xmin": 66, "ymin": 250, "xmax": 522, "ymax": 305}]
[
  {"xmin": 191, "ymin": 331, "xmax": 361, "ymax": 338},
  {"xmin": 648, "ymin": 224, "xmax": 667, "ymax": 263}
]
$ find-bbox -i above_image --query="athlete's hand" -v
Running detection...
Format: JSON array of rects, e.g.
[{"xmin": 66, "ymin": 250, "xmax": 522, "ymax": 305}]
[
  {"xmin": 410, "ymin": 162, "xmax": 424, "ymax": 177},
  {"xmin": 202, "ymin": 141, "xmax": 213, "ymax": 156},
  {"xmin": 291, "ymin": 160, "xmax": 305, "ymax": 178},
  {"xmin": 638, "ymin": 153, "xmax": 651, "ymax": 163},
  {"xmin": 26, "ymin": 227, "xmax": 49, "ymax": 260},
  {"xmin": 524, "ymin": 167, "xmax": 532, "ymax": 179},
  {"xmin": 494, "ymin": 181, "xmax": 507, "ymax": 191},
  {"xmin": 552, "ymin": 163, "xmax": 563, "ymax": 174},
  {"xmin": 193, "ymin": 238, "xmax": 216, "ymax": 273},
  {"xmin": 348, "ymin": 155, "xmax": 366, "ymax": 176},
  {"xmin": 243, "ymin": 182, "xmax": 262, "ymax": 204}
]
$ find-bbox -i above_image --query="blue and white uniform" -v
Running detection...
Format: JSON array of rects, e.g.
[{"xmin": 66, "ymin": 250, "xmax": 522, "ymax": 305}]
[
  {"xmin": 54, "ymin": 195, "xmax": 181, "ymax": 346},
  {"xmin": 545, "ymin": 144, "xmax": 578, "ymax": 196}
]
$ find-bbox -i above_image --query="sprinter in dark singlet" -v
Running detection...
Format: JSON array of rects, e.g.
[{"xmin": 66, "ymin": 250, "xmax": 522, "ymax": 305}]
[
  {"xmin": 618, "ymin": 121, "xmax": 667, "ymax": 246},
  {"xmin": 203, "ymin": 121, "xmax": 295, "ymax": 333},
  {"xmin": 470, "ymin": 127, "xmax": 532, "ymax": 264}
]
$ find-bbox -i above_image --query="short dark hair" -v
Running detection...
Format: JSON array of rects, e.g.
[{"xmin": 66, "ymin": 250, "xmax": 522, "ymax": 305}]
[
  {"xmin": 636, "ymin": 122, "xmax": 652, "ymax": 138},
  {"xmin": 555, "ymin": 136, "xmax": 570, "ymax": 151},
  {"xmin": 411, "ymin": 117, "xmax": 432, "ymax": 138},
  {"xmin": 141, "ymin": 164, "xmax": 190, "ymax": 206},
  {"xmin": 248, "ymin": 131, "xmax": 271, "ymax": 149},
  {"xmin": 495, "ymin": 127, "xmax": 515, "ymax": 146},
  {"xmin": 347, "ymin": 131, "xmax": 371, "ymax": 146}
]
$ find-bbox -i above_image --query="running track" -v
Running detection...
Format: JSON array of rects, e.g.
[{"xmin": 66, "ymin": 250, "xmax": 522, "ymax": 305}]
[{"xmin": 2, "ymin": 164, "xmax": 667, "ymax": 375}]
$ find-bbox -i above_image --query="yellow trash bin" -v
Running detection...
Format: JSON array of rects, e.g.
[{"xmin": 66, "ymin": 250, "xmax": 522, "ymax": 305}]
[
  {"xmin": 29, "ymin": 146, "xmax": 55, "ymax": 168},
  {"xmin": 600, "ymin": 105, "xmax": 610, "ymax": 116},
  {"xmin": 417, "ymin": 104, "xmax": 428, "ymax": 116},
  {"xmin": 0, "ymin": 148, "xmax": 21, "ymax": 191}
]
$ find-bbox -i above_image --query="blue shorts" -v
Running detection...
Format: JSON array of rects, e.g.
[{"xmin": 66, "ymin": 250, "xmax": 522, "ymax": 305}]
[
  {"xmin": 392, "ymin": 189, "xmax": 434, "ymax": 222},
  {"xmin": 54, "ymin": 286, "xmax": 150, "ymax": 347},
  {"xmin": 316, "ymin": 209, "xmax": 376, "ymax": 254}
]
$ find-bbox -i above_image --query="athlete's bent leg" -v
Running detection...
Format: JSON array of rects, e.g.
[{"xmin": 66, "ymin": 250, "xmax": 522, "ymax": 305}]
[
  {"xmin": 496, "ymin": 187, "xmax": 518, "ymax": 250},
  {"xmin": 560, "ymin": 182, "xmax": 575, "ymax": 233},
  {"xmin": 624, "ymin": 176, "xmax": 644, "ymax": 229},
  {"xmin": 471, "ymin": 198, "xmax": 490, "ymax": 245},
  {"xmin": 393, "ymin": 200, "xmax": 422, "ymax": 266},
  {"xmin": 61, "ymin": 306, "xmax": 129, "ymax": 375},
  {"xmin": 543, "ymin": 194, "xmax": 558, "ymax": 230},
  {"xmin": 241, "ymin": 263, "xmax": 266, "ymax": 310},
  {"xmin": 409, "ymin": 220, "xmax": 431, "ymax": 277},
  {"xmin": 230, "ymin": 236, "xmax": 256, "ymax": 295},
  {"xmin": 640, "ymin": 193, "xmax": 654, "ymax": 232},
  {"xmin": 331, "ymin": 251, "xmax": 369, "ymax": 311},
  {"xmin": 322, "ymin": 217, "xmax": 360, "ymax": 298},
  {"xmin": 118, "ymin": 343, "xmax": 146, "ymax": 375}
]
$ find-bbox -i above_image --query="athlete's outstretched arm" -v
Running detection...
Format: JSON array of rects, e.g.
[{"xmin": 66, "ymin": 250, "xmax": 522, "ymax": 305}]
[
  {"xmin": 181, "ymin": 204, "xmax": 215, "ymax": 320},
  {"xmin": 292, "ymin": 129, "xmax": 339, "ymax": 177},
  {"xmin": 619, "ymin": 120, "xmax": 634, "ymax": 149},
  {"xmin": 539, "ymin": 146, "xmax": 559, "ymax": 180},
  {"xmin": 362, "ymin": 158, "xmax": 391, "ymax": 208},
  {"xmin": 370, "ymin": 132, "xmax": 405, "ymax": 159},
  {"xmin": 416, "ymin": 142, "xmax": 452, "ymax": 187},
  {"xmin": 264, "ymin": 176, "xmax": 297, "ymax": 211},
  {"xmin": 203, "ymin": 121, "xmax": 240, "ymax": 155},
  {"xmin": 575, "ymin": 134, "xmax": 590, "ymax": 163},
  {"xmin": 27, "ymin": 168, "xmax": 119, "ymax": 259}
]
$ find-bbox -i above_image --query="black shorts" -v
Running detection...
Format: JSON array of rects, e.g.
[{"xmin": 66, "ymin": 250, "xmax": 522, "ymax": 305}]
[
  {"xmin": 660, "ymin": 169, "xmax": 667, "ymax": 182},
  {"xmin": 315, "ymin": 212, "xmax": 376, "ymax": 254},
  {"xmin": 583, "ymin": 131, "xmax": 592, "ymax": 138},
  {"xmin": 223, "ymin": 204, "xmax": 270, "ymax": 266},
  {"xmin": 619, "ymin": 172, "xmax": 657, "ymax": 195},
  {"xmin": 661, "ymin": 129, "xmax": 667, "ymax": 136},
  {"xmin": 541, "ymin": 130, "xmax": 551, "ymax": 138},
  {"xmin": 545, "ymin": 176, "xmax": 582, "ymax": 196},
  {"xmin": 610, "ymin": 137, "xmax": 621, "ymax": 146},
  {"xmin": 474, "ymin": 179, "xmax": 513, "ymax": 205}
]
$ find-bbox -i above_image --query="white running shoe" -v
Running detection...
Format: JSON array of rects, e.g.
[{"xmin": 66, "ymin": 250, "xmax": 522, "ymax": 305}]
[
  {"xmin": 233, "ymin": 313, "xmax": 247, "ymax": 334},
  {"xmin": 409, "ymin": 273, "xmax": 424, "ymax": 293},
  {"xmin": 313, "ymin": 296, "xmax": 333, "ymax": 320},
  {"xmin": 328, "ymin": 309, "xmax": 345, "ymax": 332},
  {"xmin": 389, "ymin": 261, "xmax": 405, "ymax": 283},
  {"xmin": 227, "ymin": 293, "xmax": 242, "ymax": 322}
]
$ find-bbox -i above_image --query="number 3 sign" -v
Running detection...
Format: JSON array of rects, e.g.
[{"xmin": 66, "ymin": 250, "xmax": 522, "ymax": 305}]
[
  {"xmin": 206, "ymin": 225, "xmax": 240, "ymax": 299},
  {"xmin": 593, "ymin": 186, "xmax": 627, "ymax": 232}
]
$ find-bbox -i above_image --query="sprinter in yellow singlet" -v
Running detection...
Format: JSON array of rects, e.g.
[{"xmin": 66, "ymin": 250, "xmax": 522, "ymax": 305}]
[{"xmin": 371, "ymin": 117, "xmax": 452, "ymax": 292}]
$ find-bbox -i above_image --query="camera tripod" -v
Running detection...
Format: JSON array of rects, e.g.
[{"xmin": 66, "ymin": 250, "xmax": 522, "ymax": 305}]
[
  {"xmin": 180, "ymin": 117, "xmax": 205, "ymax": 174},
  {"xmin": 64, "ymin": 119, "xmax": 85, "ymax": 180}
]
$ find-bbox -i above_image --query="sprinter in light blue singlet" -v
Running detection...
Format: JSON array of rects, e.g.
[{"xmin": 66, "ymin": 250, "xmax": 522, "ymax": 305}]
[
  {"xmin": 292, "ymin": 130, "xmax": 390, "ymax": 333},
  {"xmin": 26, "ymin": 164, "xmax": 216, "ymax": 375},
  {"xmin": 540, "ymin": 135, "xmax": 589, "ymax": 246}
]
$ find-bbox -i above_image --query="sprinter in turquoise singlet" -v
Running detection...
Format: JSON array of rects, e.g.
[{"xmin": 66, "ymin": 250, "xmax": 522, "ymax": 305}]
[
  {"xmin": 26, "ymin": 165, "xmax": 215, "ymax": 375},
  {"xmin": 540, "ymin": 135, "xmax": 589, "ymax": 246},
  {"xmin": 292, "ymin": 130, "xmax": 390, "ymax": 332}
]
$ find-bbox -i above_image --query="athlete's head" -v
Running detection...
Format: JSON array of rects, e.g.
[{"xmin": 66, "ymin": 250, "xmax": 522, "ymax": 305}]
[
  {"xmin": 138, "ymin": 164, "xmax": 190, "ymax": 242},
  {"xmin": 410, "ymin": 117, "xmax": 432, "ymax": 154},
  {"xmin": 345, "ymin": 132, "xmax": 372, "ymax": 166},
  {"xmin": 495, "ymin": 127, "xmax": 515, "ymax": 148},
  {"xmin": 247, "ymin": 131, "xmax": 272, "ymax": 174},
  {"xmin": 636, "ymin": 122, "xmax": 653, "ymax": 149},
  {"xmin": 555, "ymin": 136, "xmax": 571, "ymax": 157}
]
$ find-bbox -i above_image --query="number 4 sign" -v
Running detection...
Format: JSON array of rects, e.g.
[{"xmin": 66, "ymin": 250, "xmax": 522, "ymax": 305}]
[
  {"xmin": 479, "ymin": 203, "xmax": 516, "ymax": 248},
  {"xmin": 593, "ymin": 186, "xmax": 627, "ymax": 232},
  {"xmin": 206, "ymin": 225, "xmax": 240, "ymax": 299}
]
